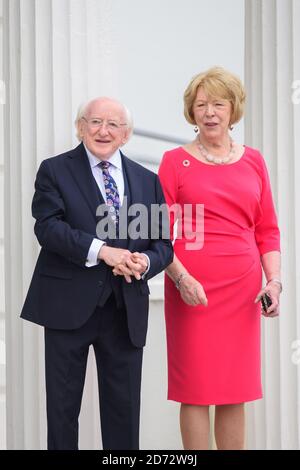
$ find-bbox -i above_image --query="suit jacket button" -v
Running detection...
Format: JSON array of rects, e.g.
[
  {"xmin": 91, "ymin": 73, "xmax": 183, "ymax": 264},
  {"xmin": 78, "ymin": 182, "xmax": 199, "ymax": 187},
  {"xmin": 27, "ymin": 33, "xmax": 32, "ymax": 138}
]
[{"xmin": 99, "ymin": 280, "xmax": 103, "ymax": 287}]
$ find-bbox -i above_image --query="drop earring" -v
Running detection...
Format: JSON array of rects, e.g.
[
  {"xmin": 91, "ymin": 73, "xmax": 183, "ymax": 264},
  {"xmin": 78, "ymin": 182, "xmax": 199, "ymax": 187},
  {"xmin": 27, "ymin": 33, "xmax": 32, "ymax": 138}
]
[{"xmin": 194, "ymin": 126, "xmax": 199, "ymax": 133}]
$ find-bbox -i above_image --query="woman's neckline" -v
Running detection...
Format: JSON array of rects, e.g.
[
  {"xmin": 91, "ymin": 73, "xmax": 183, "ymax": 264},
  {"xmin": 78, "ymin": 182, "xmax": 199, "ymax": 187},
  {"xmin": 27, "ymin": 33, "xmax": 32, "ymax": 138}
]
[{"xmin": 180, "ymin": 144, "xmax": 247, "ymax": 167}]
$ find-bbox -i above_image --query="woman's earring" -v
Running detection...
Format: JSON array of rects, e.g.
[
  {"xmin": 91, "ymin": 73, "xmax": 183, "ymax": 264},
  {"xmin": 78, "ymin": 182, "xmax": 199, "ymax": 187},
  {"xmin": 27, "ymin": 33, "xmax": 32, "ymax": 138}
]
[
  {"xmin": 194, "ymin": 126, "xmax": 199, "ymax": 133},
  {"xmin": 229, "ymin": 125, "xmax": 234, "ymax": 131}
]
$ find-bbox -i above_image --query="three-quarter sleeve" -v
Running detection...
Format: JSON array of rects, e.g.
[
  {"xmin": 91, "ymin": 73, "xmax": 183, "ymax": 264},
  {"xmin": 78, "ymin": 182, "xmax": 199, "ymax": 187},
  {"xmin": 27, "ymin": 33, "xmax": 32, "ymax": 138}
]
[
  {"xmin": 255, "ymin": 154, "xmax": 281, "ymax": 255},
  {"xmin": 158, "ymin": 151, "xmax": 179, "ymax": 242}
]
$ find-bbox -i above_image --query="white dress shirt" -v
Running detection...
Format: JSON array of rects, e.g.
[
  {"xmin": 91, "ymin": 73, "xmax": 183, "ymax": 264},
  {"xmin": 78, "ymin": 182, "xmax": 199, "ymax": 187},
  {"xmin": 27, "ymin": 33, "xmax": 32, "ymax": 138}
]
[
  {"xmin": 85, "ymin": 145, "xmax": 125, "ymax": 205},
  {"xmin": 83, "ymin": 145, "xmax": 150, "ymax": 277}
]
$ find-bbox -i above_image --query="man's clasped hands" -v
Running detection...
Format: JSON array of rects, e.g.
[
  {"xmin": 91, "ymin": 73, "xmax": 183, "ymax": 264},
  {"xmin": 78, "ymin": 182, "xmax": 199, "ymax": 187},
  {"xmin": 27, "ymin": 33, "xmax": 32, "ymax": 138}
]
[{"xmin": 99, "ymin": 246, "xmax": 148, "ymax": 282}]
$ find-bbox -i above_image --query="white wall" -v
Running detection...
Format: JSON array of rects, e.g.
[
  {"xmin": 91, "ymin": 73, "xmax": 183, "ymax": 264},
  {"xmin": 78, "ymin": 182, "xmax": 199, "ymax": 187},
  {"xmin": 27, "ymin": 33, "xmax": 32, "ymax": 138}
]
[
  {"xmin": 113, "ymin": 0, "xmax": 244, "ymax": 140},
  {"xmin": 101, "ymin": 0, "xmax": 245, "ymax": 166}
]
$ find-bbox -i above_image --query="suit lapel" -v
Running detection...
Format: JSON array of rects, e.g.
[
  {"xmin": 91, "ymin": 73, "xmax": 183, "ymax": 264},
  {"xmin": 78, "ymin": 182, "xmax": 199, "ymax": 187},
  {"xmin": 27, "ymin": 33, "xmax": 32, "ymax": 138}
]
[{"xmin": 66, "ymin": 143, "xmax": 105, "ymax": 221}]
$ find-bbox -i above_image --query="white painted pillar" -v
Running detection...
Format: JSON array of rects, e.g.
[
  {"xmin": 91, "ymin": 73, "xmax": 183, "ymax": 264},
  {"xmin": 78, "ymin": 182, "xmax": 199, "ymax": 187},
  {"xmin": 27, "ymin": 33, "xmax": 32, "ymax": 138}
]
[{"xmin": 3, "ymin": 0, "xmax": 117, "ymax": 449}]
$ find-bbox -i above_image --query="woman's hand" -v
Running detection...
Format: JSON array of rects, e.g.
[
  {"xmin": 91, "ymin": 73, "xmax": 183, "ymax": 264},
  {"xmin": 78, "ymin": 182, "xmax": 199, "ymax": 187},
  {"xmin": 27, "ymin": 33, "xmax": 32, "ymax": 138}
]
[
  {"xmin": 254, "ymin": 281, "xmax": 281, "ymax": 317},
  {"xmin": 178, "ymin": 274, "xmax": 208, "ymax": 307}
]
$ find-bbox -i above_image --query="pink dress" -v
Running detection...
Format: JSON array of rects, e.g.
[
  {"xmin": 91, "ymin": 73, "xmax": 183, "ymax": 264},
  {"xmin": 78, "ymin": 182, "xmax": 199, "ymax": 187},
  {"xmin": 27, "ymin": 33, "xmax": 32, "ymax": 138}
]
[{"xmin": 158, "ymin": 146, "xmax": 280, "ymax": 405}]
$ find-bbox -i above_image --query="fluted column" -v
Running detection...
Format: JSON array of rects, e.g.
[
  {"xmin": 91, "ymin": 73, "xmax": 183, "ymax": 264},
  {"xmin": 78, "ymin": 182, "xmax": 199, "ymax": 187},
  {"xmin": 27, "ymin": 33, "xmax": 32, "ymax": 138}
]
[
  {"xmin": 3, "ymin": 0, "xmax": 117, "ymax": 449},
  {"xmin": 0, "ymin": 0, "xmax": 6, "ymax": 451},
  {"xmin": 245, "ymin": 0, "xmax": 300, "ymax": 450}
]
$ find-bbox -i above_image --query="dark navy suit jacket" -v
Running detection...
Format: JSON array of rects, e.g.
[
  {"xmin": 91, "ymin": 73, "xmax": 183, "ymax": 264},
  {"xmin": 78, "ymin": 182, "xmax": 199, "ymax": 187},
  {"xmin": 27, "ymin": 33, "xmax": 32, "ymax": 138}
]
[{"xmin": 21, "ymin": 143, "xmax": 173, "ymax": 347}]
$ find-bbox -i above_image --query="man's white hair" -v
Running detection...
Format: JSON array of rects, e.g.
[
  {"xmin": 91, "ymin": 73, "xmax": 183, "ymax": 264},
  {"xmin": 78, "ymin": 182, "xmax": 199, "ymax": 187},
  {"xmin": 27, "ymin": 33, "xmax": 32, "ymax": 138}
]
[{"xmin": 74, "ymin": 97, "xmax": 134, "ymax": 141}]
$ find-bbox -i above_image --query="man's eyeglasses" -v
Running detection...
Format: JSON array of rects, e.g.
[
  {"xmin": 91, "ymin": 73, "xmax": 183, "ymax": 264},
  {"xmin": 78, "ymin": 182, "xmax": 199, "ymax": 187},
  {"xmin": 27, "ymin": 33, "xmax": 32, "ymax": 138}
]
[{"xmin": 81, "ymin": 117, "xmax": 128, "ymax": 131}]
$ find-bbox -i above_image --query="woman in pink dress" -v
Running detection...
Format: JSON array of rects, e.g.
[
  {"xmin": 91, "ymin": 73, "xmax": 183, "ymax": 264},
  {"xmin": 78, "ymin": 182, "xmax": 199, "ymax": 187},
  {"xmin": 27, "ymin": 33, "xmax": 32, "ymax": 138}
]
[{"xmin": 158, "ymin": 67, "xmax": 282, "ymax": 450}]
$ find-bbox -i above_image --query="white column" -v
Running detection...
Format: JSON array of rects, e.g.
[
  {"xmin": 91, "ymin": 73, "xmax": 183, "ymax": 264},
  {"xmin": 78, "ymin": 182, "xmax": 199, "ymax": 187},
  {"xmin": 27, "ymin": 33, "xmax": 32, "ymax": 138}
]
[
  {"xmin": 0, "ymin": 0, "xmax": 6, "ymax": 451},
  {"xmin": 3, "ymin": 0, "xmax": 117, "ymax": 449},
  {"xmin": 245, "ymin": 0, "xmax": 300, "ymax": 450}
]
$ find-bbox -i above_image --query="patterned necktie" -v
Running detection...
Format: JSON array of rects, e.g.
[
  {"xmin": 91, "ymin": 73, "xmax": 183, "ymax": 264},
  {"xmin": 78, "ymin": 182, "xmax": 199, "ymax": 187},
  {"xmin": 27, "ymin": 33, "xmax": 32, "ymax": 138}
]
[{"xmin": 99, "ymin": 160, "xmax": 120, "ymax": 227}]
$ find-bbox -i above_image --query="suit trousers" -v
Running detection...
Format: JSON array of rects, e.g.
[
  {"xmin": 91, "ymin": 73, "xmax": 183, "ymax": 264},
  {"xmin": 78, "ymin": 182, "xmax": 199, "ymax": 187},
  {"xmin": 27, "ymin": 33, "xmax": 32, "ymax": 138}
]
[{"xmin": 44, "ymin": 294, "xmax": 143, "ymax": 450}]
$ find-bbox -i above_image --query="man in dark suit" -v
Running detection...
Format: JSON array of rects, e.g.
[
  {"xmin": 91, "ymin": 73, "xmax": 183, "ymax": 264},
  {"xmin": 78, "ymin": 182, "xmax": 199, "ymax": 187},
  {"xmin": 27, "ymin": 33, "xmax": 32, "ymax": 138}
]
[{"xmin": 21, "ymin": 97, "xmax": 173, "ymax": 450}]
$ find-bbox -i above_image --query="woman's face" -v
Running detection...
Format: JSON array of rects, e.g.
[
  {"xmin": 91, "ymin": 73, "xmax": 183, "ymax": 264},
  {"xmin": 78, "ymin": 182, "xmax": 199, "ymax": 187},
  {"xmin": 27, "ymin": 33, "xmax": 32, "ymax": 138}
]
[{"xmin": 192, "ymin": 87, "xmax": 232, "ymax": 139}]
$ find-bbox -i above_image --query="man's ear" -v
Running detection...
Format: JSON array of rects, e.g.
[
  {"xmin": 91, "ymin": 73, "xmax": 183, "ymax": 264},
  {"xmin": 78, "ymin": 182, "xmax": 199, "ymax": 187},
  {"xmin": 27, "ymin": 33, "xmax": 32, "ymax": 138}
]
[
  {"xmin": 77, "ymin": 120, "xmax": 85, "ymax": 140},
  {"xmin": 121, "ymin": 128, "xmax": 131, "ymax": 145}
]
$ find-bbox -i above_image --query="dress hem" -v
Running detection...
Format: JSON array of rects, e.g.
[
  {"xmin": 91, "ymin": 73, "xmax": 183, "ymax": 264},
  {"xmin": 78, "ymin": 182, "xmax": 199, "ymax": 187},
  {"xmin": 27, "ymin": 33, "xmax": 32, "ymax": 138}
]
[{"xmin": 167, "ymin": 394, "xmax": 263, "ymax": 406}]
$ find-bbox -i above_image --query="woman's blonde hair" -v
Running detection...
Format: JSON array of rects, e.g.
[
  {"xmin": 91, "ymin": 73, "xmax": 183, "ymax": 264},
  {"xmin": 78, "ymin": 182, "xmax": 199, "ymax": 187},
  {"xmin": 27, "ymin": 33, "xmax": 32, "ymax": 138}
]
[{"xmin": 183, "ymin": 66, "xmax": 246, "ymax": 127}]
